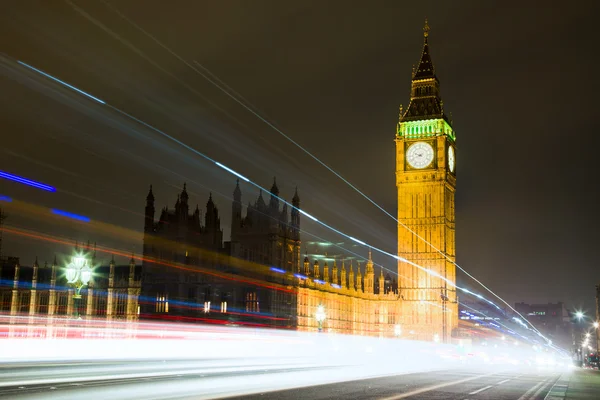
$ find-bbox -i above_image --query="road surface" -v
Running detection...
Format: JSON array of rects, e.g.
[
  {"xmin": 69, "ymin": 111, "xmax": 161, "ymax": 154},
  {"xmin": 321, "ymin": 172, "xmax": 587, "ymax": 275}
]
[{"xmin": 0, "ymin": 359, "xmax": 586, "ymax": 400}]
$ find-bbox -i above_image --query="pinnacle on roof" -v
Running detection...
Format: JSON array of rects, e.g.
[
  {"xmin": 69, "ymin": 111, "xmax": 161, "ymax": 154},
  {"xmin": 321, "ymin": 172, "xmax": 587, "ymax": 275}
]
[
  {"xmin": 146, "ymin": 185, "xmax": 154, "ymax": 202},
  {"xmin": 270, "ymin": 177, "xmax": 279, "ymax": 197},
  {"xmin": 206, "ymin": 192, "xmax": 215, "ymax": 209},
  {"xmin": 181, "ymin": 183, "xmax": 188, "ymax": 202},
  {"xmin": 257, "ymin": 190, "xmax": 266, "ymax": 207},
  {"xmin": 233, "ymin": 179, "xmax": 241, "ymax": 197},
  {"xmin": 292, "ymin": 186, "xmax": 300, "ymax": 205},
  {"xmin": 413, "ymin": 18, "xmax": 436, "ymax": 80}
]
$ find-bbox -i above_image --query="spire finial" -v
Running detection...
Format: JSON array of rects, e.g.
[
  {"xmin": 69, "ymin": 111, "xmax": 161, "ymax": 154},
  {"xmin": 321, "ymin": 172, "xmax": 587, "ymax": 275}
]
[
  {"xmin": 423, "ymin": 18, "xmax": 430, "ymax": 39},
  {"xmin": 368, "ymin": 248, "xmax": 372, "ymax": 261}
]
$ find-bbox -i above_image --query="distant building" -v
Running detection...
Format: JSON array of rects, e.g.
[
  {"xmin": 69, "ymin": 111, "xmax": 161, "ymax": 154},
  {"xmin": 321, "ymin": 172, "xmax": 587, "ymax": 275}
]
[{"xmin": 514, "ymin": 302, "xmax": 571, "ymax": 349}]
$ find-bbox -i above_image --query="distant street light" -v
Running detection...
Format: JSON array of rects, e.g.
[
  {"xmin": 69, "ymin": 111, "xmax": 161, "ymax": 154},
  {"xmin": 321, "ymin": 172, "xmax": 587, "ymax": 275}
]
[
  {"xmin": 65, "ymin": 254, "xmax": 93, "ymax": 319},
  {"xmin": 315, "ymin": 304, "xmax": 326, "ymax": 332},
  {"xmin": 576, "ymin": 311, "xmax": 584, "ymax": 320},
  {"xmin": 594, "ymin": 322, "xmax": 599, "ymax": 329}
]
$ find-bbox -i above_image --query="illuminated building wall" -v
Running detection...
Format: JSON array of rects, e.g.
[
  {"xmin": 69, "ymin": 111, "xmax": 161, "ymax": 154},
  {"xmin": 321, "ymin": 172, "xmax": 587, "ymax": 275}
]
[
  {"xmin": 295, "ymin": 255, "xmax": 402, "ymax": 337},
  {"xmin": 395, "ymin": 21, "xmax": 458, "ymax": 342},
  {"xmin": 0, "ymin": 252, "xmax": 141, "ymax": 321}
]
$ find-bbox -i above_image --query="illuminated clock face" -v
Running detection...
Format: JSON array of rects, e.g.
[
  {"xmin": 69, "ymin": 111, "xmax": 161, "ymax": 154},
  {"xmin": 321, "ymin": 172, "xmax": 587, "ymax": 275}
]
[
  {"xmin": 406, "ymin": 142, "xmax": 434, "ymax": 169},
  {"xmin": 448, "ymin": 146, "xmax": 455, "ymax": 172}
]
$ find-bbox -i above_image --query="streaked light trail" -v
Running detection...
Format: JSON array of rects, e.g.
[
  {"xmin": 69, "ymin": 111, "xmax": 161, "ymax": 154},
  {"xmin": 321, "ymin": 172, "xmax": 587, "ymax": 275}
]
[
  {"xmin": 17, "ymin": 61, "xmax": 106, "ymax": 104},
  {"xmin": 299, "ymin": 209, "xmax": 319, "ymax": 222},
  {"xmin": 0, "ymin": 170, "xmax": 56, "ymax": 192},
  {"xmin": 74, "ymin": 3, "xmax": 548, "ymax": 340},
  {"xmin": 12, "ymin": 57, "xmax": 551, "ymax": 346},
  {"xmin": 215, "ymin": 162, "xmax": 250, "ymax": 182},
  {"xmin": 51, "ymin": 208, "xmax": 91, "ymax": 222},
  {"xmin": 0, "ymin": 195, "xmax": 11, "ymax": 202}
]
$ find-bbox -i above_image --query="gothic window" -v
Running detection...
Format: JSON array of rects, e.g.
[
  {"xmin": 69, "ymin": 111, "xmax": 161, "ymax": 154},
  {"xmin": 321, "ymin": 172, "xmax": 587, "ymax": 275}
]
[
  {"xmin": 156, "ymin": 294, "xmax": 168, "ymax": 313},
  {"xmin": 37, "ymin": 292, "xmax": 49, "ymax": 314},
  {"xmin": 115, "ymin": 292, "xmax": 127, "ymax": 317},
  {"xmin": 245, "ymin": 292, "xmax": 259, "ymax": 313},
  {"xmin": 0, "ymin": 291, "xmax": 11, "ymax": 311},
  {"xmin": 19, "ymin": 291, "xmax": 30, "ymax": 314},
  {"xmin": 56, "ymin": 292, "xmax": 68, "ymax": 315},
  {"xmin": 95, "ymin": 294, "xmax": 107, "ymax": 316}
]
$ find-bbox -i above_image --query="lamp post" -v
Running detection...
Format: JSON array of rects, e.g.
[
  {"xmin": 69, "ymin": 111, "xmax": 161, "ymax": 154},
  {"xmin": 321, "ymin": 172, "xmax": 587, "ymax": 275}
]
[
  {"xmin": 394, "ymin": 324, "xmax": 402, "ymax": 338},
  {"xmin": 65, "ymin": 254, "xmax": 92, "ymax": 319},
  {"xmin": 315, "ymin": 304, "xmax": 326, "ymax": 332},
  {"xmin": 594, "ymin": 322, "xmax": 599, "ymax": 353}
]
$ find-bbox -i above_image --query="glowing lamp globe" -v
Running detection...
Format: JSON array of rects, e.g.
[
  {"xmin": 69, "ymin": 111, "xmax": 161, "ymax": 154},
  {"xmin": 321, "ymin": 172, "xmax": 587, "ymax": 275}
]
[
  {"xmin": 394, "ymin": 324, "xmax": 402, "ymax": 337},
  {"xmin": 315, "ymin": 305, "xmax": 326, "ymax": 323},
  {"xmin": 74, "ymin": 256, "xmax": 85, "ymax": 268},
  {"xmin": 65, "ymin": 263, "xmax": 78, "ymax": 283},
  {"xmin": 80, "ymin": 264, "xmax": 92, "ymax": 285},
  {"xmin": 594, "ymin": 322, "xmax": 599, "ymax": 329}
]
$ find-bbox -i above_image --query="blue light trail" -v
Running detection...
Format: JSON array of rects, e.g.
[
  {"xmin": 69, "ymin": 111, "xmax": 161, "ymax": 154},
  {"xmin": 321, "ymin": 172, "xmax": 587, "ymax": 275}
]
[
  {"xmin": 0, "ymin": 170, "xmax": 56, "ymax": 192},
  {"xmin": 15, "ymin": 58, "xmax": 550, "ymax": 345},
  {"xmin": 0, "ymin": 195, "xmax": 12, "ymax": 202},
  {"xmin": 51, "ymin": 209, "xmax": 91, "ymax": 223},
  {"xmin": 17, "ymin": 61, "xmax": 105, "ymax": 105}
]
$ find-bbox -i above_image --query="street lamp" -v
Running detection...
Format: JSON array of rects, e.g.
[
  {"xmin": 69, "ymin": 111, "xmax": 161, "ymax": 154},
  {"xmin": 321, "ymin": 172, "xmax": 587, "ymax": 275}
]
[
  {"xmin": 65, "ymin": 254, "xmax": 92, "ymax": 319},
  {"xmin": 576, "ymin": 311, "xmax": 584, "ymax": 320},
  {"xmin": 594, "ymin": 322, "xmax": 600, "ymax": 353},
  {"xmin": 394, "ymin": 324, "xmax": 402, "ymax": 337},
  {"xmin": 315, "ymin": 304, "xmax": 326, "ymax": 332}
]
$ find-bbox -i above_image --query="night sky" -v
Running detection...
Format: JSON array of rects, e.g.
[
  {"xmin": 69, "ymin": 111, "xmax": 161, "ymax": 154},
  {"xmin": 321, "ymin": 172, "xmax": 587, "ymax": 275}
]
[{"xmin": 1, "ymin": 1, "xmax": 599, "ymax": 313}]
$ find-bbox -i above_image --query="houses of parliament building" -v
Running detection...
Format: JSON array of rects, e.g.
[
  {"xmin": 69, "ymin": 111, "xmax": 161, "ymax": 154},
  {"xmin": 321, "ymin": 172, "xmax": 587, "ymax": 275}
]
[{"xmin": 0, "ymin": 22, "xmax": 459, "ymax": 342}]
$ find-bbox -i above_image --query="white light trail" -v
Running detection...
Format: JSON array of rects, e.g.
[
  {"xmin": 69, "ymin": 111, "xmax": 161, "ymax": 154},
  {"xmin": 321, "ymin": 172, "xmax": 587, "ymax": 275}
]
[
  {"xmin": 11, "ymin": 56, "xmax": 550, "ymax": 348},
  {"xmin": 17, "ymin": 61, "xmax": 105, "ymax": 104},
  {"xmin": 349, "ymin": 236, "xmax": 366, "ymax": 246},
  {"xmin": 215, "ymin": 162, "xmax": 250, "ymax": 182},
  {"xmin": 299, "ymin": 209, "xmax": 319, "ymax": 222}
]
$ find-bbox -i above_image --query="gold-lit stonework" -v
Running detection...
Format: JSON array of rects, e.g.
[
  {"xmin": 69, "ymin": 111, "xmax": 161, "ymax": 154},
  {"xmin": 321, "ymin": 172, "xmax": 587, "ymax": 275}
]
[{"xmin": 395, "ymin": 20, "xmax": 458, "ymax": 342}]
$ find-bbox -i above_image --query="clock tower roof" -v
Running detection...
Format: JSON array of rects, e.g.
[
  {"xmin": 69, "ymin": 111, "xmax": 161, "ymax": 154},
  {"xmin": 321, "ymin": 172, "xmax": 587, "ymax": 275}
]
[
  {"xmin": 413, "ymin": 19, "xmax": 435, "ymax": 80},
  {"xmin": 400, "ymin": 19, "xmax": 450, "ymax": 125}
]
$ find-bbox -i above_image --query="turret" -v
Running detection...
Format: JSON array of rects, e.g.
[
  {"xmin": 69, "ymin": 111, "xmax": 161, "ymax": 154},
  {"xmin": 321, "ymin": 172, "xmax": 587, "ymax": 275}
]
[
  {"xmin": 179, "ymin": 183, "xmax": 189, "ymax": 217},
  {"xmin": 332, "ymin": 259, "xmax": 338, "ymax": 286},
  {"xmin": 323, "ymin": 258, "xmax": 329, "ymax": 283},
  {"xmin": 205, "ymin": 193, "xmax": 215, "ymax": 230},
  {"xmin": 364, "ymin": 249, "xmax": 374, "ymax": 294},
  {"xmin": 231, "ymin": 180, "xmax": 242, "ymax": 241},
  {"xmin": 269, "ymin": 177, "xmax": 279, "ymax": 211},
  {"xmin": 303, "ymin": 253, "xmax": 310, "ymax": 277},
  {"xmin": 356, "ymin": 263, "xmax": 362, "ymax": 293},
  {"xmin": 129, "ymin": 253, "xmax": 136, "ymax": 286},
  {"xmin": 348, "ymin": 261, "xmax": 354, "ymax": 291},
  {"xmin": 379, "ymin": 267, "xmax": 385, "ymax": 295},
  {"xmin": 291, "ymin": 187, "xmax": 300, "ymax": 240},
  {"xmin": 144, "ymin": 185, "xmax": 155, "ymax": 232},
  {"xmin": 313, "ymin": 260, "xmax": 320, "ymax": 279},
  {"xmin": 109, "ymin": 255, "xmax": 115, "ymax": 288},
  {"xmin": 341, "ymin": 259, "xmax": 347, "ymax": 289}
]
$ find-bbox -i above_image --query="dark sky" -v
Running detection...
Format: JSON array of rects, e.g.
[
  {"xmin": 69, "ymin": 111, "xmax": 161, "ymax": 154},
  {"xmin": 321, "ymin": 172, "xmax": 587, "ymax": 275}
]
[{"xmin": 1, "ymin": 1, "xmax": 599, "ymax": 313}]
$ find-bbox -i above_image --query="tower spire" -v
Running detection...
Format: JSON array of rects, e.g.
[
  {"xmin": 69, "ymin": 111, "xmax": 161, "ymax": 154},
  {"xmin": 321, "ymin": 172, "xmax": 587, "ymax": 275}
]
[{"xmin": 413, "ymin": 18, "xmax": 435, "ymax": 80}]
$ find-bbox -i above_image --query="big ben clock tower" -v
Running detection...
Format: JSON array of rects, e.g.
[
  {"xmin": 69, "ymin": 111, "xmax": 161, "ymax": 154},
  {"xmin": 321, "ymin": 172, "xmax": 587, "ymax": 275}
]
[{"xmin": 396, "ymin": 20, "xmax": 458, "ymax": 342}]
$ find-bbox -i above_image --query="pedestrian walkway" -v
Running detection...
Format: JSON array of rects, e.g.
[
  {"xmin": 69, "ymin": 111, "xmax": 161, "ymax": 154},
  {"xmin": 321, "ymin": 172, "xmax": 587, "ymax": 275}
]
[{"xmin": 549, "ymin": 368, "xmax": 600, "ymax": 399}]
